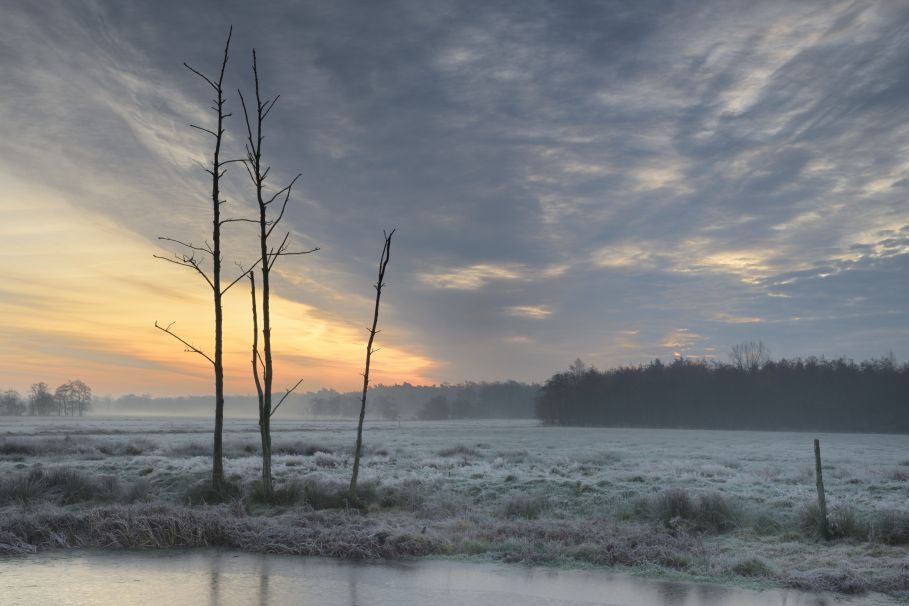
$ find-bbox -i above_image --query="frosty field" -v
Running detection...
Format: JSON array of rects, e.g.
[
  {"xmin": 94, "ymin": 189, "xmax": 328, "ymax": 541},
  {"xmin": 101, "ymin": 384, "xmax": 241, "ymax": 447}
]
[{"xmin": 1, "ymin": 417, "xmax": 907, "ymax": 598}]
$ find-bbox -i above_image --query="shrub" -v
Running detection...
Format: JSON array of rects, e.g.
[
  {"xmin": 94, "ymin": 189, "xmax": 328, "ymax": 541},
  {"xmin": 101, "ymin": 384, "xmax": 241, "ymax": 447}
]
[
  {"xmin": 0, "ymin": 440, "xmax": 36, "ymax": 456},
  {"xmin": 871, "ymin": 510, "xmax": 909, "ymax": 545},
  {"xmin": 169, "ymin": 443, "xmax": 210, "ymax": 457},
  {"xmin": 694, "ymin": 492, "xmax": 740, "ymax": 533},
  {"xmin": 501, "ymin": 494, "xmax": 549, "ymax": 519},
  {"xmin": 250, "ymin": 480, "xmax": 304, "ymax": 506},
  {"xmin": 578, "ymin": 451, "xmax": 622, "ymax": 466},
  {"xmin": 647, "ymin": 489, "xmax": 740, "ymax": 533},
  {"xmin": 184, "ymin": 478, "xmax": 243, "ymax": 505},
  {"xmin": 798, "ymin": 502, "xmax": 826, "ymax": 538},
  {"xmin": 123, "ymin": 479, "xmax": 152, "ymax": 504},
  {"xmin": 748, "ymin": 509, "xmax": 786, "ymax": 535},
  {"xmin": 829, "ymin": 505, "xmax": 868, "ymax": 541},
  {"xmin": 731, "ymin": 557, "xmax": 774, "ymax": 577},
  {"xmin": 0, "ymin": 469, "xmax": 47, "ymax": 504},
  {"xmin": 437, "ymin": 444, "xmax": 479, "ymax": 458},
  {"xmin": 654, "ymin": 488, "xmax": 694, "ymax": 525},
  {"xmin": 375, "ymin": 479, "xmax": 425, "ymax": 511},
  {"xmin": 300, "ymin": 475, "xmax": 349, "ymax": 509},
  {"xmin": 273, "ymin": 442, "xmax": 334, "ymax": 456}
]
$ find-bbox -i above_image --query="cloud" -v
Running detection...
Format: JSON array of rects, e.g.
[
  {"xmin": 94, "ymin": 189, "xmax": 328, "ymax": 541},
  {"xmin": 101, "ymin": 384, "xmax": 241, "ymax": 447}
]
[
  {"xmin": 505, "ymin": 305, "xmax": 553, "ymax": 319},
  {"xmin": 1, "ymin": 0, "xmax": 908, "ymax": 392},
  {"xmin": 659, "ymin": 329, "xmax": 707, "ymax": 351},
  {"xmin": 711, "ymin": 313, "xmax": 763, "ymax": 325},
  {"xmin": 417, "ymin": 263, "xmax": 528, "ymax": 290}
]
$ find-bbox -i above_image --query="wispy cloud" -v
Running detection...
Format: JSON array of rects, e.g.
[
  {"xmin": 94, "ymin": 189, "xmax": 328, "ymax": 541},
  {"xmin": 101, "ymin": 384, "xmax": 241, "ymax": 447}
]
[
  {"xmin": 1, "ymin": 0, "xmax": 908, "ymax": 391},
  {"xmin": 505, "ymin": 305, "xmax": 553, "ymax": 319}
]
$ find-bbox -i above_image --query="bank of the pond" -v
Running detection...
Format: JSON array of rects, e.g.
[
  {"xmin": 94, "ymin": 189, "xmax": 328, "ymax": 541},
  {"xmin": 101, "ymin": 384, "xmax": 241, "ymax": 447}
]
[{"xmin": 1, "ymin": 504, "xmax": 907, "ymax": 600}]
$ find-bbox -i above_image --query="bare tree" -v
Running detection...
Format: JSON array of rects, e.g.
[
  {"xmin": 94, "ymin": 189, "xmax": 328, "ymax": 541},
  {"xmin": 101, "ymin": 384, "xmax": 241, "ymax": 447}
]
[
  {"xmin": 154, "ymin": 29, "xmax": 249, "ymax": 491},
  {"xmin": 54, "ymin": 383, "xmax": 72, "ymax": 416},
  {"xmin": 28, "ymin": 382, "xmax": 55, "ymax": 416},
  {"xmin": 240, "ymin": 49, "xmax": 316, "ymax": 499},
  {"xmin": 729, "ymin": 341, "xmax": 770, "ymax": 372},
  {"xmin": 70, "ymin": 380, "xmax": 92, "ymax": 416},
  {"xmin": 349, "ymin": 229, "xmax": 395, "ymax": 503},
  {"xmin": 0, "ymin": 390, "xmax": 25, "ymax": 416}
]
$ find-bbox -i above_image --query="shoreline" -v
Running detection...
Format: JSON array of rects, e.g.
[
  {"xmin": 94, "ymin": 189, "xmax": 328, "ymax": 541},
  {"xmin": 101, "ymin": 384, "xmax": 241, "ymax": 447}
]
[{"xmin": 1, "ymin": 502, "xmax": 907, "ymax": 599}]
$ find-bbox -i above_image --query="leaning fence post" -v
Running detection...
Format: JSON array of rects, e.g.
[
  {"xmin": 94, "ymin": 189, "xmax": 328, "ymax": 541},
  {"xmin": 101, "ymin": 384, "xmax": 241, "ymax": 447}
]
[{"xmin": 814, "ymin": 438, "xmax": 830, "ymax": 540}]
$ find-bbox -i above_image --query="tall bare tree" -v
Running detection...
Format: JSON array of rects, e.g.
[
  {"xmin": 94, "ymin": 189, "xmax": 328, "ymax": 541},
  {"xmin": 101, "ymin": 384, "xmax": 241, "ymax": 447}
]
[
  {"xmin": 54, "ymin": 383, "xmax": 72, "ymax": 416},
  {"xmin": 349, "ymin": 229, "xmax": 395, "ymax": 503},
  {"xmin": 240, "ymin": 49, "xmax": 316, "ymax": 499},
  {"xmin": 70, "ymin": 379, "xmax": 92, "ymax": 416},
  {"xmin": 28, "ymin": 382, "xmax": 54, "ymax": 416},
  {"xmin": 729, "ymin": 341, "xmax": 770, "ymax": 372},
  {"xmin": 154, "ymin": 29, "xmax": 250, "ymax": 491}
]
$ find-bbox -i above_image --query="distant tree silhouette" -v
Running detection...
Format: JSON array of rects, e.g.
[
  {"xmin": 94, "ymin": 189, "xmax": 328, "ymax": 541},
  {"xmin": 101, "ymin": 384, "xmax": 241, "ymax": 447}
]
[
  {"xmin": 240, "ymin": 49, "xmax": 317, "ymax": 499},
  {"xmin": 28, "ymin": 382, "xmax": 55, "ymax": 416},
  {"xmin": 53, "ymin": 380, "xmax": 92, "ymax": 416},
  {"xmin": 350, "ymin": 229, "xmax": 395, "ymax": 503},
  {"xmin": 54, "ymin": 383, "xmax": 71, "ymax": 416},
  {"xmin": 0, "ymin": 390, "xmax": 25, "ymax": 416},
  {"xmin": 729, "ymin": 341, "xmax": 770, "ymax": 372},
  {"xmin": 418, "ymin": 395, "xmax": 451, "ymax": 420},
  {"xmin": 154, "ymin": 29, "xmax": 250, "ymax": 491},
  {"xmin": 69, "ymin": 380, "xmax": 92, "ymax": 416},
  {"xmin": 304, "ymin": 381, "xmax": 538, "ymax": 419},
  {"xmin": 536, "ymin": 355, "xmax": 909, "ymax": 432}
]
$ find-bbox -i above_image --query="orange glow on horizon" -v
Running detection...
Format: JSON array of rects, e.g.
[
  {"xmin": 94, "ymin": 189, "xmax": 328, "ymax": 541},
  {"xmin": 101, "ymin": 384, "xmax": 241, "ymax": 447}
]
[{"xmin": 0, "ymin": 175, "xmax": 440, "ymax": 396}]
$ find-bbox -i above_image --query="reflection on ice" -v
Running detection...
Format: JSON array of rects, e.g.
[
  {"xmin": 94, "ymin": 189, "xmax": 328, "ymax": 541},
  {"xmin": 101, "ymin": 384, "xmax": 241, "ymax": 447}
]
[{"xmin": 0, "ymin": 550, "xmax": 899, "ymax": 606}]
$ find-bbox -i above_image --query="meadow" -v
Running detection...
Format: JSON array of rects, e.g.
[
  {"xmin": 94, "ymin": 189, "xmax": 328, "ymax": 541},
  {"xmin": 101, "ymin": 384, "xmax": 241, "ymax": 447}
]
[{"xmin": 0, "ymin": 417, "xmax": 907, "ymax": 598}]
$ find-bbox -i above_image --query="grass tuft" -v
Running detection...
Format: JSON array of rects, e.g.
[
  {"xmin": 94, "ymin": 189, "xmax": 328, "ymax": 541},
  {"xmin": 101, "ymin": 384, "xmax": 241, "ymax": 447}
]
[
  {"xmin": 436, "ymin": 444, "xmax": 480, "ymax": 458},
  {"xmin": 731, "ymin": 557, "xmax": 774, "ymax": 577}
]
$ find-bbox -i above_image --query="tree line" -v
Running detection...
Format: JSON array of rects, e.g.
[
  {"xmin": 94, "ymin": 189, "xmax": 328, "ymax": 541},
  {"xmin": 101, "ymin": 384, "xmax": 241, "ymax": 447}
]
[
  {"xmin": 0, "ymin": 381, "xmax": 92, "ymax": 417},
  {"xmin": 103, "ymin": 380, "xmax": 538, "ymax": 420},
  {"xmin": 536, "ymin": 350, "xmax": 909, "ymax": 433},
  {"xmin": 306, "ymin": 380, "xmax": 538, "ymax": 420}
]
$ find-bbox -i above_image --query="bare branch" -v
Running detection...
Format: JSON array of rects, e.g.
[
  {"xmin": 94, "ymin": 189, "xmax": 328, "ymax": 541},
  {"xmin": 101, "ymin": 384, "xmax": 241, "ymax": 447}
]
[
  {"xmin": 266, "ymin": 232, "xmax": 290, "ymax": 271},
  {"xmin": 271, "ymin": 378, "xmax": 303, "ymax": 418},
  {"xmin": 221, "ymin": 258, "xmax": 263, "ymax": 295},
  {"xmin": 154, "ymin": 321, "xmax": 215, "ymax": 366},
  {"xmin": 153, "ymin": 253, "xmax": 214, "ymax": 290},
  {"xmin": 261, "ymin": 95, "xmax": 280, "ymax": 120},
  {"xmin": 158, "ymin": 236, "xmax": 213, "ymax": 256},
  {"xmin": 183, "ymin": 62, "xmax": 218, "ymax": 91},
  {"xmin": 265, "ymin": 173, "xmax": 302, "ymax": 237},
  {"xmin": 219, "ymin": 217, "xmax": 260, "ymax": 226},
  {"xmin": 238, "ymin": 89, "xmax": 255, "ymax": 155},
  {"xmin": 189, "ymin": 124, "xmax": 218, "ymax": 137},
  {"xmin": 269, "ymin": 246, "xmax": 320, "ymax": 260}
]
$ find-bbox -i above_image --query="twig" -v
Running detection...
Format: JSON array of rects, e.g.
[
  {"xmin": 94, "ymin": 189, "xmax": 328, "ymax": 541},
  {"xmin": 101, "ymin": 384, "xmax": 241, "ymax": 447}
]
[
  {"xmin": 271, "ymin": 379, "xmax": 304, "ymax": 418},
  {"xmin": 154, "ymin": 321, "xmax": 215, "ymax": 366}
]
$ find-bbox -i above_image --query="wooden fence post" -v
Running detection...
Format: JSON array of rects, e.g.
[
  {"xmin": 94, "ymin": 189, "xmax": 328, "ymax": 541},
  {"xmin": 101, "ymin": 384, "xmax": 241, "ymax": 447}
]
[{"xmin": 814, "ymin": 438, "xmax": 830, "ymax": 540}]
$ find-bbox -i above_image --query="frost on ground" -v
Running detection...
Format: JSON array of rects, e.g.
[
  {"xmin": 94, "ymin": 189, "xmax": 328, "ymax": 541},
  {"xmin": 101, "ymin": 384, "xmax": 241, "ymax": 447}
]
[{"xmin": 0, "ymin": 417, "xmax": 907, "ymax": 597}]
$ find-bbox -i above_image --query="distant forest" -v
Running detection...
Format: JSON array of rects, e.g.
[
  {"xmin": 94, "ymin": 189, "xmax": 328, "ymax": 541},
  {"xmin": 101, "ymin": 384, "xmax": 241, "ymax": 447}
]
[
  {"xmin": 536, "ymin": 354, "xmax": 909, "ymax": 433},
  {"xmin": 103, "ymin": 381, "xmax": 538, "ymax": 420}
]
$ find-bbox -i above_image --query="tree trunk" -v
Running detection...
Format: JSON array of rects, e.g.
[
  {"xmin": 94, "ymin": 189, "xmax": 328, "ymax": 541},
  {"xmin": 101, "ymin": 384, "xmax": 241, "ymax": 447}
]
[
  {"xmin": 156, "ymin": 29, "xmax": 232, "ymax": 493},
  {"xmin": 239, "ymin": 49, "xmax": 313, "ymax": 501},
  {"xmin": 349, "ymin": 230, "xmax": 394, "ymax": 503}
]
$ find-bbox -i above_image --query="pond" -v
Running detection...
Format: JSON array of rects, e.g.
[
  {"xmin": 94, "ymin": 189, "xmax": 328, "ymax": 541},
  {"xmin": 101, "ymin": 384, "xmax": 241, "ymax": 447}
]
[{"xmin": 1, "ymin": 550, "xmax": 901, "ymax": 606}]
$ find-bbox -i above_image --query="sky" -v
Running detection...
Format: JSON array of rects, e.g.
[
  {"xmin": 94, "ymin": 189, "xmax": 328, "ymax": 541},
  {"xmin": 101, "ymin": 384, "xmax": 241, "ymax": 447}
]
[{"xmin": 1, "ymin": 0, "xmax": 908, "ymax": 396}]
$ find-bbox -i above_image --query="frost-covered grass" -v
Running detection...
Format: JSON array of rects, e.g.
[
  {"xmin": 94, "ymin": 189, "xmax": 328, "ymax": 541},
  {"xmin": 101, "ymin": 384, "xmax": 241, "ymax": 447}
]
[{"xmin": 0, "ymin": 417, "xmax": 907, "ymax": 597}]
